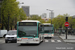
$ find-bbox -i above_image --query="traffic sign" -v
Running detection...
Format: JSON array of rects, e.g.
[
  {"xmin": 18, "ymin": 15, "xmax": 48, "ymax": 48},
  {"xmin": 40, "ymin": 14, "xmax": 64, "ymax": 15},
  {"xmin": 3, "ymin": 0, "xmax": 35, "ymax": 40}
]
[{"xmin": 64, "ymin": 22, "xmax": 69, "ymax": 27}]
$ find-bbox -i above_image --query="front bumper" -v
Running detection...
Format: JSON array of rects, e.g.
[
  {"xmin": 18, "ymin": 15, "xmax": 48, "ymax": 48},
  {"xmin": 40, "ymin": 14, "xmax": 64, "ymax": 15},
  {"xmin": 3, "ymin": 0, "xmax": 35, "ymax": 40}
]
[
  {"xmin": 5, "ymin": 39, "xmax": 17, "ymax": 41},
  {"xmin": 17, "ymin": 38, "xmax": 40, "ymax": 44},
  {"xmin": 44, "ymin": 34, "xmax": 54, "ymax": 37}
]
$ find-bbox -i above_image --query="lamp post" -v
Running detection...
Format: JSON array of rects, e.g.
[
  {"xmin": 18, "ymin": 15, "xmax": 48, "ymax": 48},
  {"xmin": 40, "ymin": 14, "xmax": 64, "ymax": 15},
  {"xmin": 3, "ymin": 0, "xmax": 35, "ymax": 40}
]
[
  {"xmin": 18, "ymin": 2, "xmax": 24, "ymax": 8},
  {"xmin": 46, "ymin": 9, "xmax": 54, "ymax": 25}
]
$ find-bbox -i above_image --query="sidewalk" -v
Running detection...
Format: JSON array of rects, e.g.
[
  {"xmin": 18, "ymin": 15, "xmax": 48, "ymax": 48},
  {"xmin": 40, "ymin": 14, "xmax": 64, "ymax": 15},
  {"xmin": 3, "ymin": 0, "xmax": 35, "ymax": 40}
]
[
  {"xmin": 0, "ymin": 38, "xmax": 5, "ymax": 43},
  {"xmin": 59, "ymin": 34, "xmax": 75, "ymax": 43}
]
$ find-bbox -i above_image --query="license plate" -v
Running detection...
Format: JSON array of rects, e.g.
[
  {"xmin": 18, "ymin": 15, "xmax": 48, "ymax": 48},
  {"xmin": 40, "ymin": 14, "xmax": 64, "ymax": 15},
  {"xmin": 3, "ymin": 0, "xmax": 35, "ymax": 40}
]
[
  {"xmin": 22, "ymin": 39, "xmax": 33, "ymax": 41},
  {"xmin": 21, "ymin": 38, "xmax": 28, "ymax": 41},
  {"xmin": 28, "ymin": 39, "xmax": 33, "ymax": 41},
  {"xmin": 44, "ymin": 34, "xmax": 48, "ymax": 35},
  {"xmin": 22, "ymin": 39, "xmax": 28, "ymax": 41},
  {"xmin": 8, "ymin": 39, "xmax": 12, "ymax": 40},
  {"xmin": 22, "ymin": 38, "xmax": 33, "ymax": 41},
  {"xmin": 22, "ymin": 38, "xmax": 28, "ymax": 39}
]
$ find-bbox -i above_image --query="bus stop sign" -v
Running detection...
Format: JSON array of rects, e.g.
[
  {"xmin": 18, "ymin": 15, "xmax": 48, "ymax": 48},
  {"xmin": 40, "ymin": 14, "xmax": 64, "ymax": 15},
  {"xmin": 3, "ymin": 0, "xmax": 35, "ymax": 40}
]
[{"xmin": 64, "ymin": 22, "xmax": 69, "ymax": 27}]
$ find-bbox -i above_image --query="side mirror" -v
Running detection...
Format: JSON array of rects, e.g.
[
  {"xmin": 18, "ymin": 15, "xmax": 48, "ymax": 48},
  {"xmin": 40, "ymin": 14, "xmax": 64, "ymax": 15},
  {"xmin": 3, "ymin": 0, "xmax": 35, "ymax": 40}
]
[
  {"xmin": 33, "ymin": 35, "xmax": 36, "ymax": 37},
  {"xmin": 39, "ymin": 27, "xmax": 42, "ymax": 31}
]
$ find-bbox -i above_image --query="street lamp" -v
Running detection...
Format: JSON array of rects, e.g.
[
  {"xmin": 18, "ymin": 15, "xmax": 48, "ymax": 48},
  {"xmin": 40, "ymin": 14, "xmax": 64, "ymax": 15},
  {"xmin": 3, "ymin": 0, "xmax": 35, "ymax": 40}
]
[
  {"xmin": 46, "ymin": 9, "xmax": 54, "ymax": 25},
  {"xmin": 18, "ymin": 2, "xmax": 24, "ymax": 4}
]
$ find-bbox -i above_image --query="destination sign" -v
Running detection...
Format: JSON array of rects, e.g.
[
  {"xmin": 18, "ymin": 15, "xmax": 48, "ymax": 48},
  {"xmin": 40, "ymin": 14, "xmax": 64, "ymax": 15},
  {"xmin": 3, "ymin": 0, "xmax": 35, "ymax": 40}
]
[
  {"xmin": 40, "ymin": 25, "xmax": 52, "ymax": 27},
  {"xmin": 19, "ymin": 22, "xmax": 37, "ymax": 26}
]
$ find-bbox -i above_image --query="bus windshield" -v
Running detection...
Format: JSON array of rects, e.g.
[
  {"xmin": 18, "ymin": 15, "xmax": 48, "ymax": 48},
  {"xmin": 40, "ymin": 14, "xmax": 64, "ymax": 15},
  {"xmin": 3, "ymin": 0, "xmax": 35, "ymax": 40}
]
[
  {"xmin": 18, "ymin": 26, "xmax": 37, "ymax": 37},
  {"xmin": 44, "ymin": 27, "xmax": 53, "ymax": 30},
  {"xmin": 43, "ymin": 27, "xmax": 53, "ymax": 33},
  {"xmin": 41, "ymin": 25, "xmax": 53, "ymax": 33}
]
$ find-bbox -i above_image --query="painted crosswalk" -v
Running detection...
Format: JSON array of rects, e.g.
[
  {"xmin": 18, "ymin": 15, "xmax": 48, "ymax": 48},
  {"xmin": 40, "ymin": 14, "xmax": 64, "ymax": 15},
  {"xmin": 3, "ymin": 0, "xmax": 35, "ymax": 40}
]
[
  {"xmin": 51, "ymin": 39, "xmax": 55, "ymax": 42},
  {"xmin": 57, "ymin": 40, "xmax": 61, "ymax": 42},
  {"xmin": 0, "ymin": 39, "xmax": 62, "ymax": 43},
  {"xmin": 44, "ymin": 39, "xmax": 62, "ymax": 43},
  {"xmin": 44, "ymin": 39, "xmax": 49, "ymax": 42}
]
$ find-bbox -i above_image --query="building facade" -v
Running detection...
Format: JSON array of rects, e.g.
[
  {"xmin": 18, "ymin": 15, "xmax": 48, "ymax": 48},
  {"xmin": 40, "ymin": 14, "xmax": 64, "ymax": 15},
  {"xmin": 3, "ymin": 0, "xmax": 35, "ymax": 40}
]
[
  {"xmin": 41, "ymin": 13, "xmax": 47, "ymax": 19},
  {"xmin": 42, "ymin": 18, "xmax": 51, "ymax": 22},
  {"xmin": 49, "ymin": 11, "xmax": 54, "ymax": 19},
  {"xmin": 22, "ymin": 6, "xmax": 30, "ymax": 17}
]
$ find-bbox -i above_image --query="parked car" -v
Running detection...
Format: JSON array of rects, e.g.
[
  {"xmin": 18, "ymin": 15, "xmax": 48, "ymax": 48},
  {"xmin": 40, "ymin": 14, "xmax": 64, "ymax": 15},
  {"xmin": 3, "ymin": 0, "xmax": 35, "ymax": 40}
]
[
  {"xmin": 5, "ymin": 30, "xmax": 17, "ymax": 43},
  {"xmin": 0, "ymin": 30, "xmax": 7, "ymax": 38}
]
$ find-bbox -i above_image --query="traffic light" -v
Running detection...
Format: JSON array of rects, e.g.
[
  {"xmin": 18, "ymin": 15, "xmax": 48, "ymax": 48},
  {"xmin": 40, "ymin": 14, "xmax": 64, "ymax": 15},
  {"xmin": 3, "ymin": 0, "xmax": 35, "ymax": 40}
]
[{"xmin": 66, "ymin": 17, "xmax": 68, "ymax": 22}]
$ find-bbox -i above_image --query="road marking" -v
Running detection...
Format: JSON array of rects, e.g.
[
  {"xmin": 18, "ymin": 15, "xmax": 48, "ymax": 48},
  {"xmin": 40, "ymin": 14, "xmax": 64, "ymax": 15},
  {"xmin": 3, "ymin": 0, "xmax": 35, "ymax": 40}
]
[
  {"xmin": 45, "ymin": 39, "xmax": 49, "ymax": 42},
  {"xmin": 57, "ymin": 40, "xmax": 61, "ymax": 42},
  {"xmin": 51, "ymin": 39, "xmax": 55, "ymax": 42}
]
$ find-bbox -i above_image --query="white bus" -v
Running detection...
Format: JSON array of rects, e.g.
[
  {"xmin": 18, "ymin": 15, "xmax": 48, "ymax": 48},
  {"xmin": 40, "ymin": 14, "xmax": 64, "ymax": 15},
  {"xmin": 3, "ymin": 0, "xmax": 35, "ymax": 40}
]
[
  {"xmin": 40, "ymin": 23, "xmax": 54, "ymax": 38},
  {"xmin": 17, "ymin": 20, "xmax": 44, "ymax": 44}
]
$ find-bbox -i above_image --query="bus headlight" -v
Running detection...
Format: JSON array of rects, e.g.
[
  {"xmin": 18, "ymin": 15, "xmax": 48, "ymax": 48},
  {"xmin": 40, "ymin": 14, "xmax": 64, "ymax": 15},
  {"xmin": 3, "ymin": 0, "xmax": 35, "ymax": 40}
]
[
  {"xmin": 52, "ymin": 34, "xmax": 54, "ymax": 36},
  {"xmin": 17, "ymin": 38, "xmax": 22, "ymax": 41},
  {"xmin": 33, "ymin": 38, "xmax": 39, "ymax": 41}
]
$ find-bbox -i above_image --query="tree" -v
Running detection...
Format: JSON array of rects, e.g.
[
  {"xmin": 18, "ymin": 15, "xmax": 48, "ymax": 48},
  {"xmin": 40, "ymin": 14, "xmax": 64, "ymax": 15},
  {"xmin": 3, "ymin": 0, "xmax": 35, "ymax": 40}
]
[
  {"xmin": 18, "ymin": 8, "xmax": 26, "ymax": 21},
  {"xmin": 72, "ymin": 19, "xmax": 75, "ymax": 28},
  {"xmin": 1, "ymin": 0, "xmax": 26, "ymax": 29},
  {"xmin": 46, "ymin": 19, "xmax": 51, "ymax": 23},
  {"xmin": 29, "ymin": 15, "xmax": 41, "ymax": 20},
  {"xmin": 52, "ymin": 14, "xmax": 65, "ymax": 29},
  {"xmin": 38, "ymin": 19, "xmax": 45, "ymax": 23}
]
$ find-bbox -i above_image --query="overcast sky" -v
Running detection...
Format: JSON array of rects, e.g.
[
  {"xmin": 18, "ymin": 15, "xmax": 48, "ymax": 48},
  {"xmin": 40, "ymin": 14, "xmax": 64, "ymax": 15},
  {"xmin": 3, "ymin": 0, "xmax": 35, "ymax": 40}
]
[{"xmin": 16, "ymin": 0, "xmax": 75, "ymax": 17}]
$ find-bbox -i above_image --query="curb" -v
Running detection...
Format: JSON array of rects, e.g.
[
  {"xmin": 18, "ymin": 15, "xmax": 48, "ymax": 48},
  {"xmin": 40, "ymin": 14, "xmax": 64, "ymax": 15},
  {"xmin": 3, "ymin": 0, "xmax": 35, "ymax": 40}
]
[
  {"xmin": 58, "ymin": 34, "xmax": 75, "ymax": 43},
  {"xmin": 57, "ymin": 34, "xmax": 65, "ymax": 43}
]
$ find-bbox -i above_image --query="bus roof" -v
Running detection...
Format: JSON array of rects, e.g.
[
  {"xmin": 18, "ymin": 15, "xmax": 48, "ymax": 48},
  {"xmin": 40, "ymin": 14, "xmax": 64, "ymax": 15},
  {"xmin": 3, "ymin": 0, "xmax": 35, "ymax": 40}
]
[{"xmin": 20, "ymin": 20, "xmax": 40, "ymax": 23}]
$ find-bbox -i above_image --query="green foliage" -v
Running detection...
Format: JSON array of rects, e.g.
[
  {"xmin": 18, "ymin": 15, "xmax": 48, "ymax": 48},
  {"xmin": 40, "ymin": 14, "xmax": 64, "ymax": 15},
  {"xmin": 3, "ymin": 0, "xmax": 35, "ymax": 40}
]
[
  {"xmin": 1, "ymin": 0, "xmax": 26, "ymax": 29},
  {"xmin": 29, "ymin": 15, "xmax": 41, "ymax": 20},
  {"xmin": 52, "ymin": 14, "xmax": 75, "ymax": 29},
  {"xmin": 51, "ymin": 14, "xmax": 65, "ymax": 29},
  {"xmin": 28, "ymin": 15, "xmax": 45, "ymax": 23},
  {"xmin": 1, "ymin": 0, "xmax": 75, "ymax": 30},
  {"xmin": 38, "ymin": 19, "xmax": 45, "ymax": 23},
  {"xmin": 71, "ymin": 19, "xmax": 75, "ymax": 28},
  {"xmin": 46, "ymin": 19, "xmax": 51, "ymax": 23},
  {"xmin": 18, "ymin": 8, "xmax": 26, "ymax": 21}
]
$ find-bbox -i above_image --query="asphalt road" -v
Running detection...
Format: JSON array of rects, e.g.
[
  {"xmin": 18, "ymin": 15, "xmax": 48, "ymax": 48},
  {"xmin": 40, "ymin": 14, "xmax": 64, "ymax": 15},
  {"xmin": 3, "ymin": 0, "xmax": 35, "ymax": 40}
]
[{"xmin": 0, "ymin": 36, "xmax": 75, "ymax": 50}]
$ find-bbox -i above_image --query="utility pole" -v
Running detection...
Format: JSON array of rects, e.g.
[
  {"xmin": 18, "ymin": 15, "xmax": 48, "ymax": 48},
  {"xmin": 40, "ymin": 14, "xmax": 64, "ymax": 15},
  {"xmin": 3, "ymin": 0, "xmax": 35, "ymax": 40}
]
[
  {"xmin": 7, "ymin": 14, "xmax": 9, "ymax": 31},
  {"xmin": 0, "ymin": 0, "xmax": 3, "ymax": 30},
  {"xmin": 65, "ymin": 17, "xmax": 68, "ymax": 39},
  {"xmin": 46, "ymin": 9, "xmax": 54, "ymax": 25}
]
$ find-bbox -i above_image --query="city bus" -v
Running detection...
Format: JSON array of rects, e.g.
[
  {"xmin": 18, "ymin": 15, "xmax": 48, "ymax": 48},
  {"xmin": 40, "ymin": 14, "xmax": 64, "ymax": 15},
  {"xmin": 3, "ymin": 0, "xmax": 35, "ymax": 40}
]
[
  {"xmin": 40, "ymin": 23, "xmax": 54, "ymax": 38},
  {"xmin": 17, "ymin": 20, "xmax": 44, "ymax": 44}
]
